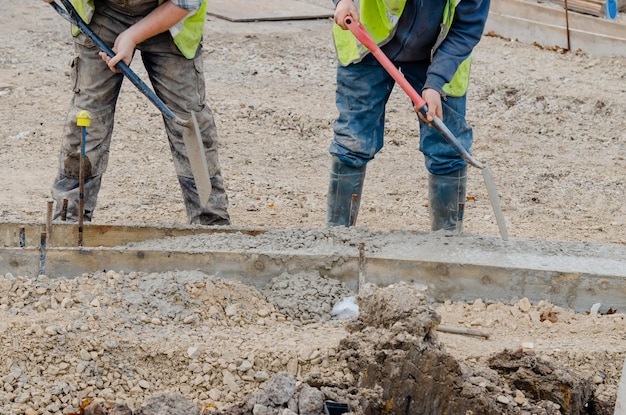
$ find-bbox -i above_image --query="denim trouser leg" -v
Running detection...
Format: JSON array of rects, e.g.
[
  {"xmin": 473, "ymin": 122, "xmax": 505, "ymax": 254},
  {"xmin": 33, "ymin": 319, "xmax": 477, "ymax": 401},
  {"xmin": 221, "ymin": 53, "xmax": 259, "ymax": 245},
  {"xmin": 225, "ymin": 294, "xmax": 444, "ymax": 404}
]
[
  {"xmin": 331, "ymin": 55, "xmax": 395, "ymax": 168},
  {"xmin": 330, "ymin": 55, "xmax": 473, "ymax": 175},
  {"xmin": 401, "ymin": 61, "xmax": 473, "ymax": 175}
]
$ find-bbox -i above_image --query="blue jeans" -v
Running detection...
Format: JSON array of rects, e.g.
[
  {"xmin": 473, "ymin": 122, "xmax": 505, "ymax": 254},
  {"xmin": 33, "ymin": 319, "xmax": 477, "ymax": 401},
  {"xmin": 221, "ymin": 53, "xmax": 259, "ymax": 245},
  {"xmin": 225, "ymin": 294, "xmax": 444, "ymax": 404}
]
[{"xmin": 330, "ymin": 54, "xmax": 473, "ymax": 175}]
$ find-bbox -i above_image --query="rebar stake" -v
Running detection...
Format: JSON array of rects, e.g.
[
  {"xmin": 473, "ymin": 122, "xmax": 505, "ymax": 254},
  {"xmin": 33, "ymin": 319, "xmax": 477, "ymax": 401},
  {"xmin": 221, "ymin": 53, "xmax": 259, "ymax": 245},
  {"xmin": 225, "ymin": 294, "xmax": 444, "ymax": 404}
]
[
  {"xmin": 46, "ymin": 200, "xmax": 53, "ymax": 247},
  {"xmin": 358, "ymin": 242, "xmax": 365, "ymax": 294},
  {"xmin": 76, "ymin": 110, "xmax": 92, "ymax": 247}
]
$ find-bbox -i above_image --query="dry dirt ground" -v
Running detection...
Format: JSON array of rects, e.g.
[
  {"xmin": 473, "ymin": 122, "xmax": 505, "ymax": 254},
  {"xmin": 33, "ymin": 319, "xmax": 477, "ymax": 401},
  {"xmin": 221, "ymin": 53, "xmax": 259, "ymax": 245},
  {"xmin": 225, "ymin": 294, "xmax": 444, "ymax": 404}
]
[{"xmin": 1, "ymin": 1, "xmax": 626, "ymax": 414}]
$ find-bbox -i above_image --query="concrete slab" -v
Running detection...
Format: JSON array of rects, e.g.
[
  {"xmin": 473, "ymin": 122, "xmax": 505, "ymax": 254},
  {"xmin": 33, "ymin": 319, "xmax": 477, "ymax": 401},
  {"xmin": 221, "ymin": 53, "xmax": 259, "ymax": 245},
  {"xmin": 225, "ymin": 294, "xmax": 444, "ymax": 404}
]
[
  {"xmin": 485, "ymin": 0, "xmax": 626, "ymax": 56},
  {"xmin": 207, "ymin": 0, "xmax": 333, "ymax": 22}
]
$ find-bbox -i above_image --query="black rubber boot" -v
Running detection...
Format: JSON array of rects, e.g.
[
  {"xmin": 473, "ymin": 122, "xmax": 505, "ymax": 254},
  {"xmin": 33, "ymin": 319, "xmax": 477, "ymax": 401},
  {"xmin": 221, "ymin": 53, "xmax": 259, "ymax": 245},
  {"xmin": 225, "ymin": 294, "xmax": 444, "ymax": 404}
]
[
  {"xmin": 326, "ymin": 157, "xmax": 367, "ymax": 227},
  {"xmin": 428, "ymin": 167, "xmax": 467, "ymax": 232}
]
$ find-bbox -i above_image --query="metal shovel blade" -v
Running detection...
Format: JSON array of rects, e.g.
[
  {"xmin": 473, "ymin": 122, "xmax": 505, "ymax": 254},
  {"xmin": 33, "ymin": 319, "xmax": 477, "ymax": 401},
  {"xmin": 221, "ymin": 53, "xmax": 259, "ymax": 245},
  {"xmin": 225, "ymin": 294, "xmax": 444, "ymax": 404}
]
[{"xmin": 183, "ymin": 111, "xmax": 212, "ymax": 207}]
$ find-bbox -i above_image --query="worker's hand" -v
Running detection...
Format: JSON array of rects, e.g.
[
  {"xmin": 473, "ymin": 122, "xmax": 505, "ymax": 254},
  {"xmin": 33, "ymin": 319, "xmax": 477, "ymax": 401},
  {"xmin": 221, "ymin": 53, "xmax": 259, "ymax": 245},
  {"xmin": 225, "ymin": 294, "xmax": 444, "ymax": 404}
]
[
  {"xmin": 416, "ymin": 88, "xmax": 443, "ymax": 124},
  {"xmin": 334, "ymin": 0, "xmax": 359, "ymax": 29},
  {"xmin": 99, "ymin": 29, "xmax": 137, "ymax": 73}
]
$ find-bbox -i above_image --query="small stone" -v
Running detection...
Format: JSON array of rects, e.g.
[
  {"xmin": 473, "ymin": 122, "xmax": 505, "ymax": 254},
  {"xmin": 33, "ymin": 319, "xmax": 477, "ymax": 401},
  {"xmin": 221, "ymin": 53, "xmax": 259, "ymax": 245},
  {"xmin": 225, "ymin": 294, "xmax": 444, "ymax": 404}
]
[
  {"xmin": 496, "ymin": 395, "xmax": 511, "ymax": 404},
  {"xmin": 517, "ymin": 298, "xmax": 532, "ymax": 313}
]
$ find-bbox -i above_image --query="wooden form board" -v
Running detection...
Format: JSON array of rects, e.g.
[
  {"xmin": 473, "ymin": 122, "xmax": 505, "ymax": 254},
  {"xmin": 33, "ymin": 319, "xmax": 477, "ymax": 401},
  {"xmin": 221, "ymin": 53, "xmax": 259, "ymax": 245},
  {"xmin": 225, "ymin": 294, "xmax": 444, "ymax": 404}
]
[
  {"xmin": 207, "ymin": 0, "xmax": 333, "ymax": 22},
  {"xmin": 0, "ymin": 221, "xmax": 263, "ymax": 248},
  {"xmin": 485, "ymin": 0, "xmax": 626, "ymax": 56},
  {"xmin": 550, "ymin": 0, "xmax": 626, "ymax": 17},
  {"xmin": 2, "ymin": 221, "xmax": 626, "ymax": 313},
  {"xmin": 2, "ymin": 245, "xmax": 626, "ymax": 313}
]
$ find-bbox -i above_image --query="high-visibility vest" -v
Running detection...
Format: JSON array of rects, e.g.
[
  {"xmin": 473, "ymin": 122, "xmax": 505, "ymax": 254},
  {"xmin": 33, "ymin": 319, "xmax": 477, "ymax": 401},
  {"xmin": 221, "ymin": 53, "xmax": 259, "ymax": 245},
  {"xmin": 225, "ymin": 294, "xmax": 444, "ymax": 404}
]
[
  {"xmin": 69, "ymin": 0, "xmax": 206, "ymax": 59},
  {"xmin": 333, "ymin": 0, "xmax": 471, "ymax": 96}
]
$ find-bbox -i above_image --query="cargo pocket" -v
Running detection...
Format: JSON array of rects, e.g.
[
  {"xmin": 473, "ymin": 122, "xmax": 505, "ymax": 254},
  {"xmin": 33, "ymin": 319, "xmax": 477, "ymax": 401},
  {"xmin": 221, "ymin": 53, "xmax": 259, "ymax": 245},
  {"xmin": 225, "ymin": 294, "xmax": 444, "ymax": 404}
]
[
  {"xmin": 70, "ymin": 55, "xmax": 80, "ymax": 93},
  {"xmin": 192, "ymin": 54, "xmax": 206, "ymax": 106}
]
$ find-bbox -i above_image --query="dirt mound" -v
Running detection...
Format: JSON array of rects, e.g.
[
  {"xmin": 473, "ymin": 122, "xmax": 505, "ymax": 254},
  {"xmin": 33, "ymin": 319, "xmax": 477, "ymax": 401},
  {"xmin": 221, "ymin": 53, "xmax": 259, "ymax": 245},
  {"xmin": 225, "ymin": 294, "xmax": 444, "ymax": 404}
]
[{"xmin": 1, "ymin": 270, "xmax": 618, "ymax": 414}]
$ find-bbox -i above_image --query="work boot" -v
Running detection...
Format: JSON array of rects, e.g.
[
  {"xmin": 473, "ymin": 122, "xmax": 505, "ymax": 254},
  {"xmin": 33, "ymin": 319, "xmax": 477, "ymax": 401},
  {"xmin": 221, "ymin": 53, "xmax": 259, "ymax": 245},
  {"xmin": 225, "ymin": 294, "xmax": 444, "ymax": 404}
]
[
  {"xmin": 177, "ymin": 176, "xmax": 231, "ymax": 226},
  {"xmin": 51, "ymin": 173, "xmax": 101, "ymax": 222},
  {"xmin": 326, "ymin": 157, "xmax": 366, "ymax": 227},
  {"xmin": 428, "ymin": 167, "xmax": 467, "ymax": 232}
]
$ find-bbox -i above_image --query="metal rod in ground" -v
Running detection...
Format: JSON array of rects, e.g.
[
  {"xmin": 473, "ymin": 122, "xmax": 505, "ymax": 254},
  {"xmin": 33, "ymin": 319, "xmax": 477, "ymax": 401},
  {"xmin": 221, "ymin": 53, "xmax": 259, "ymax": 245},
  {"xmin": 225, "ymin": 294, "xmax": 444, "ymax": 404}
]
[
  {"xmin": 358, "ymin": 242, "xmax": 366, "ymax": 293},
  {"xmin": 76, "ymin": 111, "xmax": 91, "ymax": 247},
  {"xmin": 564, "ymin": 0, "xmax": 571, "ymax": 51},
  {"xmin": 61, "ymin": 198, "xmax": 68, "ymax": 221},
  {"xmin": 78, "ymin": 155, "xmax": 85, "ymax": 246},
  {"xmin": 39, "ymin": 232, "xmax": 47, "ymax": 276},
  {"xmin": 436, "ymin": 324, "xmax": 490, "ymax": 339},
  {"xmin": 19, "ymin": 226, "xmax": 25, "ymax": 248},
  {"xmin": 46, "ymin": 200, "xmax": 53, "ymax": 247}
]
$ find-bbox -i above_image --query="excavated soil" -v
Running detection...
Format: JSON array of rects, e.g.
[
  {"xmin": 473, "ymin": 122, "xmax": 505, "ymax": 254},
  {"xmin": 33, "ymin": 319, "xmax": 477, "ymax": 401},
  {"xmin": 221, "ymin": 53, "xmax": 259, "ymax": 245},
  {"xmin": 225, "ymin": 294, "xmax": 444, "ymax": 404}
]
[{"xmin": 0, "ymin": 0, "xmax": 625, "ymax": 414}]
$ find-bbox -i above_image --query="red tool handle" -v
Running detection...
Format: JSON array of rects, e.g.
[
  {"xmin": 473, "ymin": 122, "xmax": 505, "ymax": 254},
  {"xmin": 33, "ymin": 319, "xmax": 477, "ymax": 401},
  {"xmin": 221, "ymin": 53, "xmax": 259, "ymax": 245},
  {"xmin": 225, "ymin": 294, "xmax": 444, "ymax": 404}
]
[
  {"xmin": 344, "ymin": 18, "xmax": 484, "ymax": 169},
  {"xmin": 344, "ymin": 18, "xmax": 427, "ymax": 109}
]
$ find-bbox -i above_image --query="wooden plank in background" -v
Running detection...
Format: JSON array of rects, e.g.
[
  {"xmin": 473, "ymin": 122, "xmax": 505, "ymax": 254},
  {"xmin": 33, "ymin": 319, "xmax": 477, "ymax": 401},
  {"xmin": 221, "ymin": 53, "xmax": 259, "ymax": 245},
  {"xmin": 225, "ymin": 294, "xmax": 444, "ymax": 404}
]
[
  {"xmin": 207, "ymin": 0, "xmax": 333, "ymax": 22},
  {"xmin": 550, "ymin": 0, "xmax": 626, "ymax": 17},
  {"xmin": 485, "ymin": 0, "xmax": 626, "ymax": 56}
]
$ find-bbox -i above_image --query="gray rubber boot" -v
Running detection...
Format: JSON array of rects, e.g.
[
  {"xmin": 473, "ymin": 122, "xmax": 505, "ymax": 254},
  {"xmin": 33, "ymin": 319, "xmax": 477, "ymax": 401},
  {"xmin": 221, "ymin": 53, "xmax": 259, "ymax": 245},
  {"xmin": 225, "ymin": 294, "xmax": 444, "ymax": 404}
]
[
  {"xmin": 326, "ymin": 157, "xmax": 367, "ymax": 227},
  {"xmin": 428, "ymin": 167, "xmax": 467, "ymax": 232},
  {"xmin": 177, "ymin": 176, "xmax": 231, "ymax": 226}
]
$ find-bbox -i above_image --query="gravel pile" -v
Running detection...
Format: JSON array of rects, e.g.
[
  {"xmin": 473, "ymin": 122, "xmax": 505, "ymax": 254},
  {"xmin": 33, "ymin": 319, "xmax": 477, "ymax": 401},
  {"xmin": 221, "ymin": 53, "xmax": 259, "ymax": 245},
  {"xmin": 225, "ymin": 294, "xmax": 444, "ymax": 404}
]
[{"xmin": 0, "ymin": 270, "xmax": 353, "ymax": 414}]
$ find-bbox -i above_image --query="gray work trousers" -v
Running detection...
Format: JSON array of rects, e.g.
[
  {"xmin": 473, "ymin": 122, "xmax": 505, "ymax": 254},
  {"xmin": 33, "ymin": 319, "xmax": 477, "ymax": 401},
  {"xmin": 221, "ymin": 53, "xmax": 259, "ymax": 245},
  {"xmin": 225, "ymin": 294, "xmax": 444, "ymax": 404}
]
[{"xmin": 51, "ymin": 3, "xmax": 230, "ymax": 225}]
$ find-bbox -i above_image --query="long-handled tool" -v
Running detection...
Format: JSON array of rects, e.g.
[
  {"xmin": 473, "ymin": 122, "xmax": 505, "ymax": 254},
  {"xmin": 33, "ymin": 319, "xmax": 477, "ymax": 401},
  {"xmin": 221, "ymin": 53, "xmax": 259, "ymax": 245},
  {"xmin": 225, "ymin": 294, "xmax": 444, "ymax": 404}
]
[
  {"xmin": 345, "ymin": 18, "xmax": 509, "ymax": 240},
  {"xmin": 49, "ymin": 0, "xmax": 212, "ymax": 207}
]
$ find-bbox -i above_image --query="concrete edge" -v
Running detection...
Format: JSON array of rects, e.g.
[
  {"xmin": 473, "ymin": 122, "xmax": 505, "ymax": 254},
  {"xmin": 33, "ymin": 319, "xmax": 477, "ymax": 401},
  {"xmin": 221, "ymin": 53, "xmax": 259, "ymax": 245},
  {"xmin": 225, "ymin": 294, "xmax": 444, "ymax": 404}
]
[{"xmin": 1, "ymin": 246, "xmax": 624, "ymax": 313}]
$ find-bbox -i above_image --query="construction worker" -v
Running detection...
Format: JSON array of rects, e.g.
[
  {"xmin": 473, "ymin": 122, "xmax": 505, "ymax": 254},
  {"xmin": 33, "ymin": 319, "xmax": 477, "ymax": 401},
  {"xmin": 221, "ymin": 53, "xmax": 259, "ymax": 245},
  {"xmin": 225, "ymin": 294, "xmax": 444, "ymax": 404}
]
[
  {"xmin": 41, "ymin": 0, "xmax": 230, "ymax": 225},
  {"xmin": 327, "ymin": 0, "xmax": 490, "ymax": 232}
]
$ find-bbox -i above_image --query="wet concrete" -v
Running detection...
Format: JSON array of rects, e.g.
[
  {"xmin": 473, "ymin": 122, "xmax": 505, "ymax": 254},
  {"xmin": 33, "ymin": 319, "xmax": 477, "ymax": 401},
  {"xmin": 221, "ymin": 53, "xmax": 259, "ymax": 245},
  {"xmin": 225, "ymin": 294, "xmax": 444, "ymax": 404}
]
[{"xmin": 1, "ymin": 224, "xmax": 625, "ymax": 312}]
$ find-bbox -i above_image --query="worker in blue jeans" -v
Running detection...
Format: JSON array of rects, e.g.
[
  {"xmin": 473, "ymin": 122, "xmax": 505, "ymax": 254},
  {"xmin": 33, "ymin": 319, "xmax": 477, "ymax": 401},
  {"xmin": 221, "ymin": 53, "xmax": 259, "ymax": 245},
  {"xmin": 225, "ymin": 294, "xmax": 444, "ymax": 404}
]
[{"xmin": 327, "ymin": 0, "xmax": 490, "ymax": 232}]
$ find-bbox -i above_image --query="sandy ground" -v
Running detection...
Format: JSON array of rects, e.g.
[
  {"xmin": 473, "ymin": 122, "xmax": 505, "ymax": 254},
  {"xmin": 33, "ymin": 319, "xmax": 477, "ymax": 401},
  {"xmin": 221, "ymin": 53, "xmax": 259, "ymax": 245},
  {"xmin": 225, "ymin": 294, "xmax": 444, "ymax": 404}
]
[{"xmin": 1, "ymin": 0, "xmax": 626, "ymax": 414}]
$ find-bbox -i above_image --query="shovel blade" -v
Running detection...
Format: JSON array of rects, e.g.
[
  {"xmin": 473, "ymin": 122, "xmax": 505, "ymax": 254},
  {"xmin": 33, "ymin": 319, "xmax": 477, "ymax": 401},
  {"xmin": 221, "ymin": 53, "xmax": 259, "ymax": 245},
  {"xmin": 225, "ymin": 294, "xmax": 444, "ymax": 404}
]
[{"xmin": 182, "ymin": 111, "xmax": 212, "ymax": 207}]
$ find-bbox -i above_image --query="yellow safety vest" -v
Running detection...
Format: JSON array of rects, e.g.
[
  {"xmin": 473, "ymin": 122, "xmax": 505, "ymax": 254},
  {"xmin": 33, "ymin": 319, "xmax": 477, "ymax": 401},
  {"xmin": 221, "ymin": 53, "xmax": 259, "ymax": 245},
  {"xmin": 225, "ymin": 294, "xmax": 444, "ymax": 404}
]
[
  {"xmin": 69, "ymin": 0, "xmax": 206, "ymax": 59},
  {"xmin": 333, "ymin": 0, "xmax": 471, "ymax": 96}
]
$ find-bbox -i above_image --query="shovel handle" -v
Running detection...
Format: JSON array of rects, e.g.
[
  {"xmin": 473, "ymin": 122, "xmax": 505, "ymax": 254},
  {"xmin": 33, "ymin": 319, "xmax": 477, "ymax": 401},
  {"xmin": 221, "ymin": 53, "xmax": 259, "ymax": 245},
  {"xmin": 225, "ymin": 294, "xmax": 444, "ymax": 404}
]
[
  {"xmin": 344, "ymin": 18, "xmax": 484, "ymax": 169},
  {"xmin": 50, "ymin": 0, "xmax": 185, "ymax": 125}
]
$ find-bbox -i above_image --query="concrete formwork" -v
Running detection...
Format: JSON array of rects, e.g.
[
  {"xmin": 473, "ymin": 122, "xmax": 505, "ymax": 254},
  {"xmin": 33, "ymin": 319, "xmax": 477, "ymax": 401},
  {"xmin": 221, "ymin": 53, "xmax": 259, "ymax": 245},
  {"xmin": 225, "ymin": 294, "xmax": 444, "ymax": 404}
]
[
  {"xmin": 485, "ymin": 0, "xmax": 626, "ymax": 56},
  {"xmin": 1, "ymin": 221, "xmax": 625, "ymax": 314}
]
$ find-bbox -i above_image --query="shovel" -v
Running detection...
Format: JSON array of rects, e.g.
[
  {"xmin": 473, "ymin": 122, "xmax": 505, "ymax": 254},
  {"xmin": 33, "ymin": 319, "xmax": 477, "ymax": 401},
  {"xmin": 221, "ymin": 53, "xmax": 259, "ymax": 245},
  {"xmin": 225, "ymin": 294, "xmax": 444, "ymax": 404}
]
[
  {"xmin": 49, "ymin": 0, "xmax": 212, "ymax": 207},
  {"xmin": 344, "ymin": 18, "xmax": 509, "ymax": 240}
]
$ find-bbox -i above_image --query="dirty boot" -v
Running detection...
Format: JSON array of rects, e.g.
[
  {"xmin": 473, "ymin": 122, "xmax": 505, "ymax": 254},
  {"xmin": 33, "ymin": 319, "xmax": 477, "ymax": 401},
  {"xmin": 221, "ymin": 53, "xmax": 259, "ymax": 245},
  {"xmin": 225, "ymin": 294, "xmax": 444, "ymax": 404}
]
[
  {"xmin": 177, "ymin": 176, "xmax": 231, "ymax": 226},
  {"xmin": 428, "ymin": 167, "xmax": 467, "ymax": 232},
  {"xmin": 326, "ymin": 157, "xmax": 366, "ymax": 227}
]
